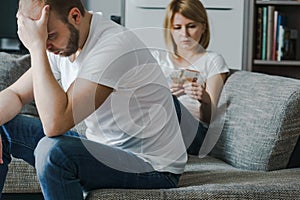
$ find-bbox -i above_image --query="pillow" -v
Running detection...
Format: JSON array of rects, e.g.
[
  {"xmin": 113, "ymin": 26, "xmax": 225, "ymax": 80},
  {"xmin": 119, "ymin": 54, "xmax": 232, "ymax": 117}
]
[
  {"xmin": 210, "ymin": 71, "xmax": 300, "ymax": 171},
  {"xmin": 0, "ymin": 52, "xmax": 38, "ymax": 116}
]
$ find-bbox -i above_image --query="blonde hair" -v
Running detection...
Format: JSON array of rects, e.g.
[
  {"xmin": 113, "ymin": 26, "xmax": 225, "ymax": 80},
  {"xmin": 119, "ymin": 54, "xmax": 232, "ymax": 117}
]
[{"xmin": 164, "ymin": 0, "xmax": 210, "ymax": 56}]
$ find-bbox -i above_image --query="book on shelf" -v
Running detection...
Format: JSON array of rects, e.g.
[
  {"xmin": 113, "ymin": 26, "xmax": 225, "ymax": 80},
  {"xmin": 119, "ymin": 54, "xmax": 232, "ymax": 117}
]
[
  {"xmin": 256, "ymin": 7, "xmax": 263, "ymax": 59},
  {"xmin": 282, "ymin": 29, "xmax": 298, "ymax": 60},
  {"xmin": 272, "ymin": 10, "xmax": 278, "ymax": 60},
  {"xmin": 266, "ymin": 5, "xmax": 275, "ymax": 60},
  {"xmin": 261, "ymin": 6, "xmax": 268, "ymax": 60},
  {"xmin": 276, "ymin": 16, "xmax": 298, "ymax": 61},
  {"xmin": 277, "ymin": 14, "xmax": 288, "ymax": 61},
  {"xmin": 256, "ymin": 5, "xmax": 298, "ymax": 62},
  {"xmin": 277, "ymin": 24, "xmax": 285, "ymax": 61}
]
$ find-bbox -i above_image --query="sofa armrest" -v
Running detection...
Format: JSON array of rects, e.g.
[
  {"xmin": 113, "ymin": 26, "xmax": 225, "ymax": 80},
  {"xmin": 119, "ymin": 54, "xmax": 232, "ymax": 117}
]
[{"xmin": 211, "ymin": 71, "xmax": 300, "ymax": 171}]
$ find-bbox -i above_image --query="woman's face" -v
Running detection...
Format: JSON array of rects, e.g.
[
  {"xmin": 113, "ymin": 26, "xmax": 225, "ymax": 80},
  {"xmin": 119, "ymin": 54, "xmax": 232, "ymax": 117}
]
[{"xmin": 171, "ymin": 13, "xmax": 205, "ymax": 51}]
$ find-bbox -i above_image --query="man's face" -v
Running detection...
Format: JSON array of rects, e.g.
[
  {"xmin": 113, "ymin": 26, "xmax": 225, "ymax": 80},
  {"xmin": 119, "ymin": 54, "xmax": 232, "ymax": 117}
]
[
  {"xmin": 46, "ymin": 14, "xmax": 80, "ymax": 57},
  {"xmin": 18, "ymin": 0, "xmax": 80, "ymax": 57}
]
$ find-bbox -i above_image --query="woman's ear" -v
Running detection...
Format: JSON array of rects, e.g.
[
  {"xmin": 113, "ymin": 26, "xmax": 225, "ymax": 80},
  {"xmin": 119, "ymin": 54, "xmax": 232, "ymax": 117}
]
[{"xmin": 68, "ymin": 7, "xmax": 81, "ymax": 25}]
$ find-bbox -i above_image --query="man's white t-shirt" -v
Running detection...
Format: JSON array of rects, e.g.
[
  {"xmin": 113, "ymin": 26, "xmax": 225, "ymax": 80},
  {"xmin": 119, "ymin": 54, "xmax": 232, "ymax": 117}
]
[
  {"xmin": 151, "ymin": 50, "xmax": 229, "ymax": 120},
  {"xmin": 47, "ymin": 12, "xmax": 187, "ymax": 174}
]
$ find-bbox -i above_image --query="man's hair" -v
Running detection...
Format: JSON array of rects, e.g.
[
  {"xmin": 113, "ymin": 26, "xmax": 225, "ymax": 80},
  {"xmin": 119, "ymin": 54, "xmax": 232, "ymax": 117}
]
[
  {"xmin": 164, "ymin": 0, "xmax": 210, "ymax": 56},
  {"xmin": 36, "ymin": 0, "xmax": 86, "ymax": 23}
]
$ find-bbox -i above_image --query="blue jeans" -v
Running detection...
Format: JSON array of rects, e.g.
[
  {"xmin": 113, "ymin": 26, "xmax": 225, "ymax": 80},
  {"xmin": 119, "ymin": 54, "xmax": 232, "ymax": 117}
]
[{"xmin": 0, "ymin": 115, "xmax": 180, "ymax": 200}]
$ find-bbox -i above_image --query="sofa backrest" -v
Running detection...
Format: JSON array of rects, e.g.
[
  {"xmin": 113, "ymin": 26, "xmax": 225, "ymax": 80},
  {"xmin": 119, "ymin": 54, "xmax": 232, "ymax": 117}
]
[
  {"xmin": 210, "ymin": 71, "xmax": 300, "ymax": 171},
  {"xmin": 0, "ymin": 52, "xmax": 37, "ymax": 116}
]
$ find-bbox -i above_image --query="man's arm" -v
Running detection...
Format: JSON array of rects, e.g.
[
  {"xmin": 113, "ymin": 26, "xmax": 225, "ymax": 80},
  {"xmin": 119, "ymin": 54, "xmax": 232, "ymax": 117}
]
[
  {"xmin": 17, "ymin": 5, "xmax": 113, "ymax": 136},
  {"xmin": 29, "ymin": 47, "xmax": 113, "ymax": 137},
  {"xmin": 0, "ymin": 69, "xmax": 34, "ymax": 126},
  {"xmin": 30, "ymin": 51, "xmax": 113, "ymax": 136},
  {"xmin": 0, "ymin": 69, "xmax": 34, "ymax": 164}
]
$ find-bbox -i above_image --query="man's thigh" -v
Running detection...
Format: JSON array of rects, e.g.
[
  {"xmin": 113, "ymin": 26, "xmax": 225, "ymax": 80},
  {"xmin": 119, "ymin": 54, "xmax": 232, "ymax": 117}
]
[{"xmin": 35, "ymin": 135, "xmax": 176, "ymax": 191}]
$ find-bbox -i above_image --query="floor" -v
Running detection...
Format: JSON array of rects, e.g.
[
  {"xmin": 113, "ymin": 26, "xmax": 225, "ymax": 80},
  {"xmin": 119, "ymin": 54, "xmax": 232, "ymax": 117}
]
[{"xmin": 1, "ymin": 193, "xmax": 44, "ymax": 200}]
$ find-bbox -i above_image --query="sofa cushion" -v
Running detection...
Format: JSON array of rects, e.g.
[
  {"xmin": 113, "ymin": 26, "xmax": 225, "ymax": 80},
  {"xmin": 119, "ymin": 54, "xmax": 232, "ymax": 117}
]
[
  {"xmin": 210, "ymin": 71, "xmax": 300, "ymax": 171},
  {"xmin": 3, "ymin": 158, "xmax": 41, "ymax": 193},
  {"xmin": 0, "ymin": 52, "xmax": 37, "ymax": 116},
  {"xmin": 86, "ymin": 156, "xmax": 300, "ymax": 200}
]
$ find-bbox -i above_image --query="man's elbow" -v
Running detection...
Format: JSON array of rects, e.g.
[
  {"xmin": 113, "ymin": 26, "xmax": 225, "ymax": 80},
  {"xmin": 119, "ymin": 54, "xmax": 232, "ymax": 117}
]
[{"xmin": 42, "ymin": 122, "xmax": 65, "ymax": 137}]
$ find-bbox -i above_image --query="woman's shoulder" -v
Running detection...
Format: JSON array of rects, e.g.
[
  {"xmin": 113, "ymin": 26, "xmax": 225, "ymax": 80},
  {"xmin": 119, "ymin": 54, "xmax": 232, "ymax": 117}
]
[
  {"xmin": 201, "ymin": 51, "xmax": 229, "ymax": 76},
  {"xmin": 203, "ymin": 51, "xmax": 226, "ymax": 61},
  {"xmin": 202, "ymin": 51, "xmax": 228, "ymax": 67}
]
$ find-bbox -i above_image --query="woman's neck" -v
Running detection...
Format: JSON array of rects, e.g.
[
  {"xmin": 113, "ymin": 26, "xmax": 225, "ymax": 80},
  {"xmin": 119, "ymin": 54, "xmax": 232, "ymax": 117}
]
[{"xmin": 174, "ymin": 48, "xmax": 206, "ymax": 68}]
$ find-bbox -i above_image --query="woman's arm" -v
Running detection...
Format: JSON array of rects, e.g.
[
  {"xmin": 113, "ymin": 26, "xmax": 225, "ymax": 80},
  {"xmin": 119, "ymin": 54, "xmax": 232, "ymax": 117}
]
[
  {"xmin": 184, "ymin": 72, "xmax": 228, "ymax": 124},
  {"xmin": 201, "ymin": 73, "xmax": 228, "ymax": 123}
]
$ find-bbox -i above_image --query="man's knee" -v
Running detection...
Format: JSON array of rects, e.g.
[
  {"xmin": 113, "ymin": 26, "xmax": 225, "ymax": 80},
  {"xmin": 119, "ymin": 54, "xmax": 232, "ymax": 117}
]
[
  {"xmin": 34, "ymin": 136, "xmax": 66, "ymax": 173},
  {"xmin": 34, "ymin": 136, "xmax": 81, "ymax": 173}
]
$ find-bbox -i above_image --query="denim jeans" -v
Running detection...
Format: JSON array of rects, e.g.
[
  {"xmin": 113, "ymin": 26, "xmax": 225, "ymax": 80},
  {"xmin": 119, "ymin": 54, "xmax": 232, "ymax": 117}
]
[
  {"xmin": 172, "ymin": 96, "xmax": 208, "ymax": 155},
  {"xmin": 0, "ymin": 115, "xmax": 180, "ymax": 200}
]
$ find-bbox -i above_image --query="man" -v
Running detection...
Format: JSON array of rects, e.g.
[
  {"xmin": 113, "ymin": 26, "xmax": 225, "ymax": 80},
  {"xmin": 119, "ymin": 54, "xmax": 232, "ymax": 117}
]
[{"xmin": 0, "ymin": 0, "xmax": 187, "ymax": 199}]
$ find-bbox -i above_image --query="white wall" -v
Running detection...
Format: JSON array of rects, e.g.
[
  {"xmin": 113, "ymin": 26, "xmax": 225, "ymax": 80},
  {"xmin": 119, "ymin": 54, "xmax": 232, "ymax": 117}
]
[
  {"xmin": 124, "ymin": 0, "xmax": 245, "ymax": 70},
  {"xmin": 84, "ymin": 0, "xmax": 246, "ymax": 69},
  {"xmin": 85, "ymin": 0, "xmax": 121, "ymax": 19}
]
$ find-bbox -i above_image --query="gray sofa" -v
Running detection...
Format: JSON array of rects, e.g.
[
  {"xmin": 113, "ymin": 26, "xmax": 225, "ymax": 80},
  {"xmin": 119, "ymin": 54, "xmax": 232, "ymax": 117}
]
[{"xmin": 1, "ymin": 52, "xmax": 300, "ymax": 199}]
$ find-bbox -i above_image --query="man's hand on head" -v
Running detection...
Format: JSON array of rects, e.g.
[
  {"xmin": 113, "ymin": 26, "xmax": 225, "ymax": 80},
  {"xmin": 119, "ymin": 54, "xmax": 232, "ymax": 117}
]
[{"xmin": 17, "ymin": 5, "xmax": 50, "ymax": 52}]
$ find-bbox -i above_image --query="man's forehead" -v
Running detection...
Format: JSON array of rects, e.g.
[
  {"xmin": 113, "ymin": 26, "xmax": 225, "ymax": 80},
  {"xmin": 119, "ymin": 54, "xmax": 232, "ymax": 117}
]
[{"xmin": 18, "ymin": 0, "xmax": 44, "ymax": 20}]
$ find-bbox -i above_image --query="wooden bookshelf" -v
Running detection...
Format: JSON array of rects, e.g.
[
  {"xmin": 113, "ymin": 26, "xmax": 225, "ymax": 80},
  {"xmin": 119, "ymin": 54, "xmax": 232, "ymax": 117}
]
[
  {"xmin": 254, "ymin": 59, "xmax": 300, "ymax": 66},
  {"xmin": 245, "ymin": 0, "xmax": 300, "ymax": 79},
  {"xmin": 256, "ymin": 1, "xmax": 300, "ymax": 6}
]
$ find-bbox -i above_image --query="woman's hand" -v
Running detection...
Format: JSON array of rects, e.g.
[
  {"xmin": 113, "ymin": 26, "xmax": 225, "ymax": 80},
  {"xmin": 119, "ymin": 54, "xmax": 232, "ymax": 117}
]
[
  {"xmin": 17, "ymin": 5, "xmax": 49, "ymax": 51},
  {"xmin": 170, "ymin": 83, "xmax": 185, "ymax": 97},
  {"xmin": 183, "ymin": 82, "xmax": 211, "ymax": 105}
]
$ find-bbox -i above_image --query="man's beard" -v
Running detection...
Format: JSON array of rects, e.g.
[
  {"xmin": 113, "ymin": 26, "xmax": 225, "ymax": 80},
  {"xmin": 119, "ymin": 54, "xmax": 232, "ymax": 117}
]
[
  {"xmin": 62, "ymin": 23, "xmax": 80, "ymax": 57},
  {"xmin": 50, "ymin": 23, "xmax": 80, "ymax": 57}
]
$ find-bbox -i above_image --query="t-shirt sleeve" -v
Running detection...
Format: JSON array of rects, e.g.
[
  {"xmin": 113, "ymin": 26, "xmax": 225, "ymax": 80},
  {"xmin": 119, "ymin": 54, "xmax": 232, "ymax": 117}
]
[{"xmin": 207, "ymin": 53, "xmax": 229, "ymax": 79}]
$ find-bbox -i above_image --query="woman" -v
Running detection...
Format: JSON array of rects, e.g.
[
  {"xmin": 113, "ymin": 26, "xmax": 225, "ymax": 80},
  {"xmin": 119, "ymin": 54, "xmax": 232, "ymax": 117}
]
[{"xmin": 152, "ymin": 0, "xmax": 229, "ymax": 155}]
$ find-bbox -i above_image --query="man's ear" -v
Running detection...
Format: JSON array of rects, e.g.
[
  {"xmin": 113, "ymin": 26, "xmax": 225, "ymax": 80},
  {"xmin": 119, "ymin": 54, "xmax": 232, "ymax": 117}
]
[{"xmin": 68, "ymin": 7, "xmax": 81, "ymax": 25}]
